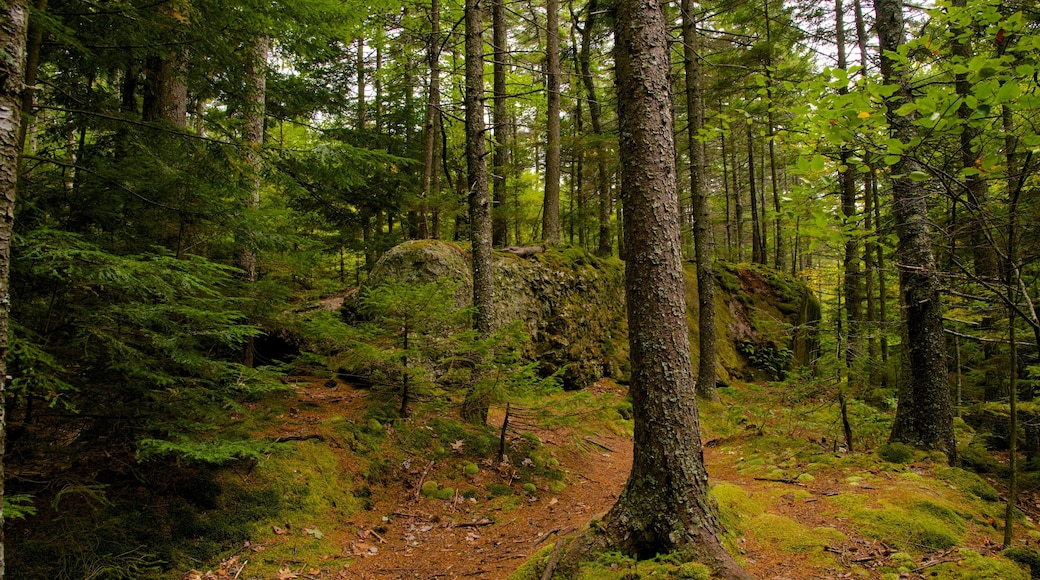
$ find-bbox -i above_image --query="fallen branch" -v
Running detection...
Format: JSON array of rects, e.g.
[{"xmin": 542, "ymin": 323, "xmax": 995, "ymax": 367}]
[
  {"xmin": 503, "ymin": 245, "xmax": 545, "ymax": 257},
  {"xmin": 274, "ymin": 434, "xmax": 326, "ymax": 443},
  {"xmin": 583, "ymin": 438, "xmax": 616, "ymax": 453},
  {"xmin": 752, "ymin": 476, "xmax": 805, "ymax": 486},
  {"xmin": 541, "ymin": 537, "xmax": 566, "ymax": 580},
  {"xmin": 456, "ymin": 518, "xmax": 494, "ymax": 528}
]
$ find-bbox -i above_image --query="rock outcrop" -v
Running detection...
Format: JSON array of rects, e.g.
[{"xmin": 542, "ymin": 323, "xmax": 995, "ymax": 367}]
[{"xmin": 359, "ymin": 240, "xmax": 819, "ymax": 389}]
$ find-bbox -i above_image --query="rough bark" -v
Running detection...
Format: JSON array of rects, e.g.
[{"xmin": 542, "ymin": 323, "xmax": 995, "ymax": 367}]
[
  {"xmin": 14, "ymin": 0, "xmax": 43, "ymax": 153},
  {"xmin": 562, "ymin": 0, "xmax": 751, "ymax": 575},
  {"xmin": 542, "ymin": 0, "xmax": 562, "ymax": 247},
  {"xmin": 836, "ymin": 0, "xmax": 863, "ymax": 380},
  {"xmin": 875, "ymin": 0, "xmax": 955, "ymax": 461},
  {"xmin": 492, "ymin": 0, "xmax": 508, "ymax": 246},
  {"xmin": 681, "ymin": 0, "xmax": 717, "ymax": 401},
  {"xmin": 463, "ymin": 0, "xmax": 493, "ymax": 423},
  {"xmin": 420, "ymin": 0, "xmax": 440, "ymax": 240},
  {"xmin": 238, "ymin": 36, "xmax": 267, "ymax": 368},
  {"xmin": 0, "ymin": 3, "xmax": 28, "ymax": 576},
  {"xmin": 747, "ymin": 125, "xmax": 763, "ymax": 265},
  {"xmin": 574, "ymin": 0, "xmax": 612, "ymax": 258}
]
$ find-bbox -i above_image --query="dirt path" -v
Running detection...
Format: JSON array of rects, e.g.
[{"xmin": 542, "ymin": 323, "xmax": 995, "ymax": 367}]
[{"xmin": 339, "ymin": 420, "xmax": 633, "ymax": 579}]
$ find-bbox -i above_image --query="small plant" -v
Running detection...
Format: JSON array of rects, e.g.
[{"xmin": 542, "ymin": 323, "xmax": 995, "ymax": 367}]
[{"xmin": 737, "ymin": 339, "xmax": 794, "ymax": 380}]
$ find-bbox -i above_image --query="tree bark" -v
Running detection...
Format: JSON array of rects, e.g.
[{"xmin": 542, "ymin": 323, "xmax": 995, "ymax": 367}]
[
  {"xmin": 0, "ymin": 4, "xmax": 28, "ymax": 576},
  {"xmin": 747, "ymin": 125, "xmax": 763, "ymax": 265},
  {"xmin": 542, "ymin": 0, "xmax": 562, "ymax": 246},
  {"xmin": 875, "ymin": 0, "xmax": 955, "ymax": 461},
  {"xmin": 420, "ymin": 0, "xmax": 441, "ymax": 240},
  {"xmin": 682, "ymin": 0, "xmax": 717, "ymax": 401},
  {"xmin": 463, "ymin": 0, "xmax": 493, "ymax": 423},
  {"xmin": 574, "ymin": 0, "xmax": 612, "ymax": 258},
  {"xmin": 836, "ymin": 0, "xmax": 862, "ymax": 381},
  {"xmin": 563, "ymin": 0, "xmax": 751, "ymax": 575},
  {"xmin": 492, "ymin": 0, "xmax": 509, "ymax": 246}
]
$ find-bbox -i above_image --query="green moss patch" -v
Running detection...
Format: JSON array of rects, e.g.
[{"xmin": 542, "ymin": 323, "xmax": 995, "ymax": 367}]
[{"xmin": 827, "ymin": 492, "xmax": 965, "ymax": 552}]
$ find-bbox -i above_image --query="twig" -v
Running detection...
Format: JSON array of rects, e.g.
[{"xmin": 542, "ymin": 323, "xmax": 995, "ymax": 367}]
[
  {"xmin": 368, "ymin": 529, "xmax": 386, "ymax": 544},
  {"xmin": 532, "ymin": 527, "xmax": 562, "ymax": 545},
  {"xmin": 413, "ymin": 460, "xmax": 435, "ymax": 501},
  {"xmin": 752, "ymin": 476, "xmax": 805, "ymax": 486},
  {"xmin": 583, "ymin": 437, "xmax": 616, "ymax": 453},
  {"xmin": 456, "ymin": 518, "xmax": 494, "ymax": 527}
]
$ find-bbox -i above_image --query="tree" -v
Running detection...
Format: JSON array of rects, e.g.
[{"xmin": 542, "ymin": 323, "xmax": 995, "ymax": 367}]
[
  {"xmin": 875, "ymin": 0, "xmax": 956, "ymax": 460},
  {"xmin": 681, "ymin": 0, "xmax": 717, "ymax": 401},
  {"xmin": 542, "ymin": 0, "xmax": 562, "ymax": 246},
  {"xmin": 562, "ymin": 0, "xmax": 750, "ymax": 574},
  {"xmin": 0, "ymin": 2, "xmax": 28, "ymax": 576},
  {"xmin": 463, "ymin": 0, "xmax": 494, "ymax": 423}
]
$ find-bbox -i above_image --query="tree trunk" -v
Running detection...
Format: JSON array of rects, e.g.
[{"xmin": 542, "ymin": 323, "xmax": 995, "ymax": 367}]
[
  {"xmin": 573, "ymin": 0, "xmax": 612, "ymax": 258},
  {"xmin": 542, "ymin": 0, "xmax": 562, "ymax": 247},
  {"xmin": 876, "ymin": 0, "xmax": 955, "ymax": 461},
  {"xmin": 563, "ymin": 0, "xmax": 751, "ymax": 575},
  {"xmin": 747, "ymin": 125, "xmax": 763, "ymax": 265},
  {"xmin": 492, "ymin": 0, "xmax": 509, "ymax": 246},
  {"xmin": 0, "ymin": 4, "xmax": 28, "ymax": 576},
  {"xmin": 15, "ymin": 0, "xmax": 44, "ymax": 154},
  {"xmin": 463, "ymin": 0, "xmax": 493, "ymax": 423},
  {"xmin": 682, "ymin": 0, "xmax": 717, "ymax": 401},
  {"xmin": 836, "ymin": 0, "xmax": 862, "ymax": 382},
  {"xmin": 420, "ymin": 0, "xmax": 441, "ymax": 240}
]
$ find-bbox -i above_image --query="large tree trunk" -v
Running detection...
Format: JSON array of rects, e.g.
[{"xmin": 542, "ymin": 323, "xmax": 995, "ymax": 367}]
[
  {"xmin": 682, "ymin": 0, "xmax": 717, "ymax": 401},
  {"xmin": 875, "ymin": 0, "xmax": 955, "ymax": 460},
  {"xmin": 462, "ymin": 0, "xmax": 493, "ymax": 423},
  {"xmin": 0, "ymin": 4, "xmax": 28, "ymax": 577},
  {"xmin": 542, "ymin": 0, "xmax": 562, "ymax": 246},
  {"xmin": 563, "ymin": 0, "xmax": 751, "ymax": 575}
]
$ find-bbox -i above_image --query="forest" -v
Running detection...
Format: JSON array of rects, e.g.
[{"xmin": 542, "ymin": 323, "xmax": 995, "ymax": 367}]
[{"xmin": 0, "ymin": 0, "xmax": 1038, "ymax": 577}]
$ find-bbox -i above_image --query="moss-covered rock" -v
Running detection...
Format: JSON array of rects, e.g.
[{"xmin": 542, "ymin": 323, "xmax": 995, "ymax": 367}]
[{"xmin": 360, "ymin": 241, "xmax": 820, "ymax": 389}]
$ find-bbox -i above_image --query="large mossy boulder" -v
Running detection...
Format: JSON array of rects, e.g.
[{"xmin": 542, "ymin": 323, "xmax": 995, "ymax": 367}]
[
  {"xmin": 362, "ymin": 241, "xmax": 628, "ymax": 390},
  {"xmin": 357, "ymin": 241, "xmax": 819, "ymax": 389}
]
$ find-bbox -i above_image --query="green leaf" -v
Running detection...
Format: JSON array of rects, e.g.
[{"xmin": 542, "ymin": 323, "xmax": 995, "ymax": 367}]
[{"xmin": 909, "ymin": 171, "xmax": 931, "ymax": 182}]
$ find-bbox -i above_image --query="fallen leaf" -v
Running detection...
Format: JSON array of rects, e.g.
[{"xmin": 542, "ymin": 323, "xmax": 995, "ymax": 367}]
[
  {"xmin": 277, "ymin": 567, "xmax": 298, "ymax": 580},
  {"xmin": 451, "ymin": 439, "xmax": 465, "ymax": 453},
  {"xmin": 273, "ymin": 526, "xmax": 286, "ymax": 535},
  {"xmin": 304, "ymin": 527, "xmax": 324, "ymax": 539}
]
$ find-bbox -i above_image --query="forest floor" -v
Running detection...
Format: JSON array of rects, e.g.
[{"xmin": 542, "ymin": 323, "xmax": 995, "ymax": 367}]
[{"xmin": 186, "ymin": 377, "xmax": 1039, "ymax": 580}]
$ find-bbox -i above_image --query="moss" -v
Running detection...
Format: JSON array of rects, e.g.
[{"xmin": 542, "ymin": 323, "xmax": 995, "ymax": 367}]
[
  {"xmin": 508, "ymin": 543, "xmax": 558, "ymax": 580},
  {"xmin": 747, "ymin": 513, "xmax": 845, "ymax": 561},
  {"xmin": 464, "ymin": 462, "xmax": 480, "ymax": 475},
  {"xmin": 827, "ymin": 493, "xmax": 965, "ymax": 552},
  {"xmin": 936, "ymin": 466, "xmax": 1000, "ymax": 502},
  {"xmin": 712, "ymin": 482, "xmax": 766, "ymax": 537},
  {"xmin": 929, "ymin": 549, "xmax": 1030, "ymax": 579},
  {"xmin": 523, "ymin": 483, "xmax": 538, "ymax": 494},
  {"xmin": 878, "ymin": 442, "xmax": 916, "ymax": 464},
  {"xmin": 421, "ymin": 480, "xmax": 440, "ymax": 498},
  {"xmin": 436, "ymin": 486, "xmax": 456, "ymax": 500},
  {"xmin": 487, "ymin": 483, "xmax": 513, "ymax": 497},
  {"xmin": 1003, "ymin": 546, "xmax": 1040, "ymax": 578}
]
